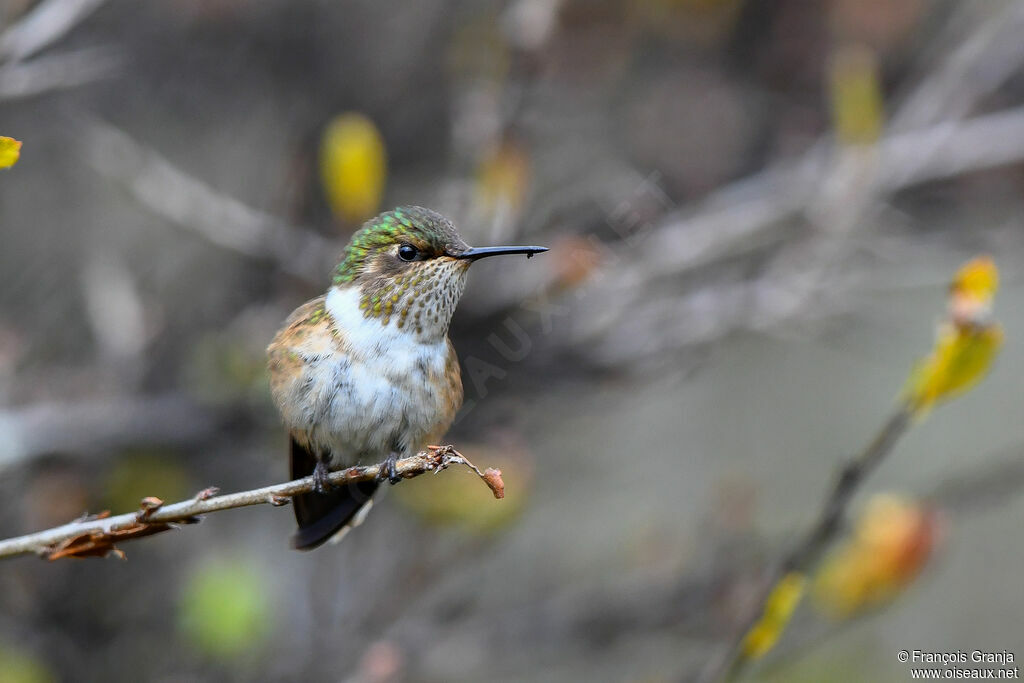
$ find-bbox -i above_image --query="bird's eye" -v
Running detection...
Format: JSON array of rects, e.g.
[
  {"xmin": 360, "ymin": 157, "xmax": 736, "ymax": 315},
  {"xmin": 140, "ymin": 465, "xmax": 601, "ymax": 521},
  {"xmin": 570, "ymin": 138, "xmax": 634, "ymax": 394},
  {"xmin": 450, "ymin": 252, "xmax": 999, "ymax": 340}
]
[{"xmin": 398, "ymin": 244, "xmax": 419, "ymax": 262}]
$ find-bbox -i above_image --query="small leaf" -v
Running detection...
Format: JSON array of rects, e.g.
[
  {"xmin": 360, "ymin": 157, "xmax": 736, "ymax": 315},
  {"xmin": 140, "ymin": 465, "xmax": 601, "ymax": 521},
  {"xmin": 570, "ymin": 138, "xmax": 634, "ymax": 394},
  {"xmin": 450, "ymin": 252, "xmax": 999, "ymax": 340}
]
[
  {"xmin": 950, "ymin": 255, "xmax": 998, "ymax": 323},
  {"xmin": 905, "ymin": 322, "xmax": 1003, "ymax": 416},
  {"xmin": 482, "ymin": 467, "xmax": 505, "ymax": 499},
  {"xmin": 740, "ymin": 572, "xmax": 807, "ymax": 659},
  {"xmin": 319, "ymin": 113, "xmax": 387, "ymax": 224},
  {"xmin": 0, "ymin": 644, "xmax": 54, "ymax": 683},
  {"xmin": 0, "ymin": 137, "xmax": 22, "ymax": 169},
  {"xmin": 476, "ymin": 137, "xmax": 530, "ymax": 216},
  {"xmin": 814, "ymin": 494, "xmax": 941, "ymax": 618},
  {"xmin": 179, "ymin": 559, "xmax": 272, "ymax": 660},
  {"xmin": 951, "ymin": 255, "xmax": 998, "ymax": 304},
  {"xmin": 829, "ymin": 45, "xmax": 884, "ymax": 145},
  {"xmin": 904, "ymin": 256, "xmax": 1003, "ymax": 416}
]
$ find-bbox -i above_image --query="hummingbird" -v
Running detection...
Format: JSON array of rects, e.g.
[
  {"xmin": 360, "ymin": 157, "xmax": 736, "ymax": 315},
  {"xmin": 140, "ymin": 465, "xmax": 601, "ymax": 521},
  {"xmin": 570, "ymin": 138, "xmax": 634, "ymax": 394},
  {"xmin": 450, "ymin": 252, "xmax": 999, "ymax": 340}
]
[{"xmin": 267, "ymin": 206, "xmax": 547, "ymax": 549}]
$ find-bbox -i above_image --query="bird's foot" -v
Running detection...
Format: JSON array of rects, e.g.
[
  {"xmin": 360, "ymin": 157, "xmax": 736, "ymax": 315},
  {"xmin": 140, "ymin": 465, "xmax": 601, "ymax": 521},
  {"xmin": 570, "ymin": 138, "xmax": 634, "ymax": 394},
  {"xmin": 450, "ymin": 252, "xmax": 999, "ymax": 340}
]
[
  {"xmin": 313, "ymin": 459, "xmax": 334, "ymax": 494},
  {"xmin": 376, "ymin": 452, "xmax": 401, "ymax": 485}
]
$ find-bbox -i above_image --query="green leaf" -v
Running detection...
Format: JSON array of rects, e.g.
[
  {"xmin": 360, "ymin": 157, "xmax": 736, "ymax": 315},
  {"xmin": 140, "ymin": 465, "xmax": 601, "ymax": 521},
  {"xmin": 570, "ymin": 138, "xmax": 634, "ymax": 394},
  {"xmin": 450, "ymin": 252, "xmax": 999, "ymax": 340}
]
[{"xmin": 179, "ymin": 559, "xmax": 272, "ymax": 661}]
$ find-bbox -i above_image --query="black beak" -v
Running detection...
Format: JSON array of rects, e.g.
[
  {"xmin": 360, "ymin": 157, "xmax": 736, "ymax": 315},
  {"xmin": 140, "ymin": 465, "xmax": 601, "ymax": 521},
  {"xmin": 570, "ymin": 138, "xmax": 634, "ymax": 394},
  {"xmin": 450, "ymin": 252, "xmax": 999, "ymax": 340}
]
[{"xmin": 455, "ymin": 245, "xmax": 549, "ymax": 261}]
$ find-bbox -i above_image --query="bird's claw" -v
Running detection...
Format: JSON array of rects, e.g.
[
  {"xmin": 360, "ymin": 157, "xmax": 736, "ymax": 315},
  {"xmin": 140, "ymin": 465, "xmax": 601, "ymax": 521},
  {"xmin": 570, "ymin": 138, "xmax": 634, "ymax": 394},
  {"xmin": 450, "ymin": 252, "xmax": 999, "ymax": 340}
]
[
  {"xmin": 313, "ymin": 460, "xmax": 334, "ymax": 494},
  {"xmin": 376, "ymin": 453, "xmax": 401, "ymax": 485}
]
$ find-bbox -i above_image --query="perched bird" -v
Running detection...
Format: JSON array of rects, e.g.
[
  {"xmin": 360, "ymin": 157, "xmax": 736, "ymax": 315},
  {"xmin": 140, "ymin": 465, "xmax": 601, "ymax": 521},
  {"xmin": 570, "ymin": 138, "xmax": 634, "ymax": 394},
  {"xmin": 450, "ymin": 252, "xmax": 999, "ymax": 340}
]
[{"xmin": 267, "ymin": 206, "xmax": 547, "ymax": 549}]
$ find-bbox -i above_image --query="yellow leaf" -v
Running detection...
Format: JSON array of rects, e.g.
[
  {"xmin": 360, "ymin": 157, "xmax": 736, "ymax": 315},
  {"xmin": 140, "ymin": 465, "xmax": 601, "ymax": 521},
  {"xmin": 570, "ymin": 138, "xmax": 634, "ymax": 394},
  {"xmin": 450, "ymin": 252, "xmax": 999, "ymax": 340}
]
[
  {"xmin": 476, "ymin": 137, "xmax": 530, "ymax": 216},
  {"xmin": 829, "ymin": 45, "xmax": 884, "ymax": 145},
  {"xmin": 628, "ymin": 0, "xmax": 743, "ymax": 47},
  {"xmin": 950, "ymin": 255, "xmax": 998, "ymax": 322},
  {"xmin": 905, "ymin": 322, "xmax": 1002, "ymax": 416},
  {"xmin": 0, "ymin": 137, "xmax": 22, "ymax": 169},
  {"xmin": 951, "ymin": 255, "xmax": 998, "ymax": 302},
  {"xmin": 319, "ymin": 113, "xmax": 386, "ymax": 224},
  {"xmin": 904, "ymin": 256, "xmax": 1003, "ymax": 416},
  {"xmin": 814, "ymin": 494, "xmax": 940, "ymax": 618},
  {"xmin": 741, "ymin": 572, "xmax": 807, "ymax": 659}
]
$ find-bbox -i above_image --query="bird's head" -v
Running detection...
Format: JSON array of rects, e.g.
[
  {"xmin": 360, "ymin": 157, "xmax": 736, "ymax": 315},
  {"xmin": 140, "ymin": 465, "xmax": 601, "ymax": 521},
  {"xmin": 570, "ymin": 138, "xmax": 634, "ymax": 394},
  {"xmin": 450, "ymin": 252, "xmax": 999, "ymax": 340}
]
[{"xmin": 330, "ymin": 206, "xmax": 546, "ymax": 339}]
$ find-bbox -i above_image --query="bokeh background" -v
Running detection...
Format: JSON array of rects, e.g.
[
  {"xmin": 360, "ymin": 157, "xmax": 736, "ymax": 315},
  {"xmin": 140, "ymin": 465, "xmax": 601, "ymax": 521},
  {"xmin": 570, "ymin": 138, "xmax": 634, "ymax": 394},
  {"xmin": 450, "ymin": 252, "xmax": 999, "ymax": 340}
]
[{"xmin": 1, "ymin": 0, "xmax": 1024, "ymax": 681}]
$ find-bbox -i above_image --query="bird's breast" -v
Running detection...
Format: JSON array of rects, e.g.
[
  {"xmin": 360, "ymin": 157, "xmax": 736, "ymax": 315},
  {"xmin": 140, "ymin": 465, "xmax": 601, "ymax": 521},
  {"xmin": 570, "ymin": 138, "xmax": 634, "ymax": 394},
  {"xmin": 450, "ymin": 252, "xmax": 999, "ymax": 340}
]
[
  {"xmin": 269, "ymin": 289, "xmax": 462, "ymax": 462},
  {"xmin": 316, "ymin": 332, "xmax": 460, "ymax": 458}
]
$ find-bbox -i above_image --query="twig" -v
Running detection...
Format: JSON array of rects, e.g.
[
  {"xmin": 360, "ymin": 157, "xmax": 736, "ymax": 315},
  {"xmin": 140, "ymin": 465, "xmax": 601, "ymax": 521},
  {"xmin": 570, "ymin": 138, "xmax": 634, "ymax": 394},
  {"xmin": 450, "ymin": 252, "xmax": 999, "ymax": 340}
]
[
  {"xmin": 78, "ymin": 99, "xmax": 1024, "ymax": 370},
  {"xmin": 0, "ymin": 46, "xmax": 120, "ymax": 101},
  {"xmin": 0, "ymin": 445, "xmax": 504, "ymax": 561},
  {"xmin": 0, "ymin": 0, "xmax": 119, "ymax": 100},
  {"xmin": 0, "ymin": 0, "xmax": 108, "ymax": 63},
  {"xmin": 575, "ymin": 2, "xmax": 1024, "ymax": 366},
  {"xmin": 639, "ymin": 103, "xmax": 1024, "ymax": 282},
  {"xmin": 928, "ymin": 444, "xmax": 1024, "ymax": 517},
  {"xmin": 889, "ymin": 1, "xmax": 1024, "ymax": 133},
  {"xmin": 639, "ymin": 0, "xmax": 1024, "ymax": 284},
  {"xmin": 698, "ymin": 408, "xmax": 913, "ymax": 683},
  {"xmin": 740, "ymin": 438, "xmax": 1024, "ymax": 680},
  {"xmin": 573, "ymin": 104, "xmax": 1024, "ymax": 367},
  {"xmin": 0, "ymin": 394, "xmax": 228, "ymax": 472},
  {"xmin": 79, "ymin": 117, "xmax": 338, "ymax": 281}
]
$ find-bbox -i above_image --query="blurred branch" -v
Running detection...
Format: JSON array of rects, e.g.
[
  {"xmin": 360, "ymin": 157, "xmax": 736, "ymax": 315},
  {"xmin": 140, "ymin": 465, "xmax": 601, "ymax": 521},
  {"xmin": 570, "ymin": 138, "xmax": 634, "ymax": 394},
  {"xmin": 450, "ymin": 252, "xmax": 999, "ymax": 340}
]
[
  {"xmin": 570, "ymin": 2, "xmax": 1024, "ymax": 367},
  {"xmin": 79, "ymin": 117, "xmax": 338, "ymax": 281},
  {"xmin": 701, "ymin": 254, "xmax": 1001, "ymax": 680},
  {"xmin": 71, "ymin": 3, "xmax": 1024, "ymax": 371},
  {"xmin": 0, "ymin": 0, "xmax": 118, "ymax": 100},
  {"xmin": 881, "ymin": 104, "xmax": 1024, "ymax": 186},
  {"xmin": 0, "ymin": 445, "xmax": 504, "ymax": 561},
  {"xmin": 890, "ymin": 1, "xmax": 1024, "ymax": 132},
  {"xmin": 749, "ymin": 439, "xmax": 1024, "ymax": 679},
  {"xmin": 698, "ymin": 408, "xmax": 913, "ymax": 683},
  {"xmin": 928, "ymin": 446, "xmax": 1024, "ymax": 517},
  {"xmin": 632, "ymin": 103, "xmax": 1024, "ymax": 291},
  {"xmin": 576, "ymin": 104, "xmax": 1024, "ymax": 366},
  {"xmin": 0, "ymin": 46, "xmax": 119, "ymax": 101},
  {"xmin": 641, "ymin": 0, "xmax": 1024, "ymax": 281},
  {"xmin": 79, "ymin": 118, "xmax": 571, "ymax": 319},
  {"xmin": 0, "ymin": 393, "xmax": 228, "ymax": 472},
  {"xmin": 81, "ymin": 103, "xmax": 1024, "ymax": 369},
  {"xmin": 0, "ymin": 0, "xmax": 108, "ymax": 63},
  {"xmin": 379, "ymin": 438, "xmax": 1024, "ymax": 681}
]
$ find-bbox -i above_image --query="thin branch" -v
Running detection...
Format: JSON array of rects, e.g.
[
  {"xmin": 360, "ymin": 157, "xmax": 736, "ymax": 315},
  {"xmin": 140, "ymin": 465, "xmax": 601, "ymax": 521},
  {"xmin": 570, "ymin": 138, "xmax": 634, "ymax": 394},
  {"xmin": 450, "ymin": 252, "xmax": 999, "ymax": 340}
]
[
  {"xmin": 0, "ymin": 46, "xmax": 119, "ymax": 101},
  {"xmin": 889, "ymin": 1, "xmax": 1024, "ymax": 133},
  {"xmin": 0, "ymin": 445, "xmax": 504, "ymax": 561},
  {"xmin": 571, "ymin": 104, "xmax": 1024, "ymax": 368},
  {"xmin": 642, "ymin": 0, "xmax": 1024, "ymax": 283},
  {"xmin": 79, "ymin": 117, "xmax": 338, "ymax": 282},
  {"xmin": 0, "ymin": 394, "xmax": 229, "ymax": 473},
  {"xmin": 0, "ymin": 0, "xmax": 108, "ymax": 63},
  {"xmin": 742, "ymin": 439, "xmax": 1024, "ymax": 680},
  {"xmin": 928, "ymin": 444, "xmax": 1024, "ymax": 517},
  {"xmin": 697, "ymin": 407, "xmax": 913, "ymax": 683},
  {"xmin": 78, "ymin": 108, "xmax": 1024, "ymax": 368},
  {"xmin": 575, "ymin": 2, "xmax": 1024, "ymax": 367}
]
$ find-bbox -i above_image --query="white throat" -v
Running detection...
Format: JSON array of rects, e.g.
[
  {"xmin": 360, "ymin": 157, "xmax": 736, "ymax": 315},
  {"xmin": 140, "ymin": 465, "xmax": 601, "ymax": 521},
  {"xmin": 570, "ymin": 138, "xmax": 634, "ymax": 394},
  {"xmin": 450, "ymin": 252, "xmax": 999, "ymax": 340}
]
[
  {"xmin": 325, "ymin": 286, "xmax": 405, "ymax": 350},
  {"xmin": 324, "ymin": 285, "xmax": 451, "ymax": 386},
  {"xmin": 325, "ymin": 263, "xmax": 468, "ymax": 347}
]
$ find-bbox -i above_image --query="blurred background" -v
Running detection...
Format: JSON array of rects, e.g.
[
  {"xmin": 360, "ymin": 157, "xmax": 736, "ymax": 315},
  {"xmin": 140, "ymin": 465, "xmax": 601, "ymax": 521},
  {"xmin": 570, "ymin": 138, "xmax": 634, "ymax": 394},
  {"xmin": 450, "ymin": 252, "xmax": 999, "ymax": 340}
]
[{"xmin": 1, "ymin": 0, "xmax": 1024, "ymax": 681}]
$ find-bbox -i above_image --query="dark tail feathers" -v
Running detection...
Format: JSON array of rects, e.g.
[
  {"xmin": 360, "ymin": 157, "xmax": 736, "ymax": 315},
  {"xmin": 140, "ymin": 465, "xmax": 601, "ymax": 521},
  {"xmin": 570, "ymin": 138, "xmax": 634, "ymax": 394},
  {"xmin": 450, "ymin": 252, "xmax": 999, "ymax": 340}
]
[{"xmin": 290, "ymin": 437, "xmax": 378, "ymax": 550}]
